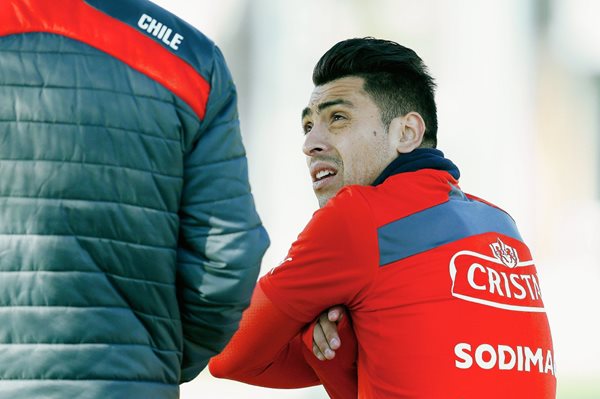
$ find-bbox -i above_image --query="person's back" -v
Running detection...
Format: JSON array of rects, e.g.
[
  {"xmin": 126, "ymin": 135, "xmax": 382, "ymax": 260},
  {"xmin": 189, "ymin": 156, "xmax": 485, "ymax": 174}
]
[
  {"xmin": 0, "ymin": 1, "xmax": 269, "ymax": 398},
  {"xmin": 342, "ymin": 166, "xmax": 556, "ymax": 398},
  {"xmin": 255, "ymin": 153, "xmax": 556, "ymax": 398}
]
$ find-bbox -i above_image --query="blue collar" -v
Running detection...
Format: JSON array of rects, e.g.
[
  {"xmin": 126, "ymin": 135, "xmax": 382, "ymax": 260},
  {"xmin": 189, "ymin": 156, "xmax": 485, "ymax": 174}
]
[{"xmin": 372, "ymin": 148, "xmax": 460, "ymax": 186}]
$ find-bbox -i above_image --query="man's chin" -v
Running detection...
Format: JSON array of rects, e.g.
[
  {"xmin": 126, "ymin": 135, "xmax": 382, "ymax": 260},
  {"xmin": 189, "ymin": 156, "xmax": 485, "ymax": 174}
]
[
  {"xmin": 315, "ymin": 184, "xmax": 345, "ymax": 208},
  {"xmin": 315, "ymin": 191, "xmax": 335, "ymax": 208}
]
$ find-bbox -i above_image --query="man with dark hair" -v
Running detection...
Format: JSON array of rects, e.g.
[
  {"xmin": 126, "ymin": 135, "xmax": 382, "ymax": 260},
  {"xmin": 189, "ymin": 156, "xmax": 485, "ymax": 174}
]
[
  {"xmin": 312, "ymin": 37, "xmax": 438, "ymax": 148},
  {"xmin": 210, "ymin": 37, "xmax": 555, "ymax": 398},
  {"xmin": 0, "ymin": 1, "xmax": 268, "ymax": 398}
]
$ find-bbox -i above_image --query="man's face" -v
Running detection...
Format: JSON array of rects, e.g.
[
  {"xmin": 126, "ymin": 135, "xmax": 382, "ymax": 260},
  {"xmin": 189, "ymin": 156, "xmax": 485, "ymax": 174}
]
[{"xmin": 302, "ymin": 76, "xmax": 400, "ymax": 207}]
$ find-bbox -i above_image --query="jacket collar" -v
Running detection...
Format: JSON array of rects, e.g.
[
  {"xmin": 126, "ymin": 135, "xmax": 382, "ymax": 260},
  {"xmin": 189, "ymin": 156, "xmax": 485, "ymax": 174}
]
[{"xmin": 372, "ymin": 148, "xmax": 460, "ymax": 186}]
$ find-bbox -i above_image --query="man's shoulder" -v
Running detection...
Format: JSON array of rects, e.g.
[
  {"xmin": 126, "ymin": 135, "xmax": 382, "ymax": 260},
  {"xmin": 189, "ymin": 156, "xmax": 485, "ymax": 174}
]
[
  {"xmin": 330, "ymin": 184, "xmax": 371, "ymax": 205},
  {"xmin": 331, "ymin": 171, "xmax": 454, "ymax": 227},
  {"xmin": 324, "ymin": 185, "xmax": 374, "ymax": 219},
  {"xmin": 3, "ymin": 0, "xmax": 219, "ymax": 120},
  {"xmin": 84, "ymin": 0, "xmax": 216, "ymax": 73}
]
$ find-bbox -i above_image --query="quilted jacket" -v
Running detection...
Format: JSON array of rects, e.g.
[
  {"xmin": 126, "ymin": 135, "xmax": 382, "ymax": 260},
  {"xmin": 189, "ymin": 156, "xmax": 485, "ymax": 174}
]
[{"xmin": 0, "ymin": 0, "xmax": 269, "ymax": 398}]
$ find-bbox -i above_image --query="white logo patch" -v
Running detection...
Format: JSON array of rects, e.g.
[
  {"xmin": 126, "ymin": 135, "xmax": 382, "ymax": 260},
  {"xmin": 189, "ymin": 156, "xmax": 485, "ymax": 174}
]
[{"xmin": 449, "ymin": 239, "xmax": 545, "ymax": 312}]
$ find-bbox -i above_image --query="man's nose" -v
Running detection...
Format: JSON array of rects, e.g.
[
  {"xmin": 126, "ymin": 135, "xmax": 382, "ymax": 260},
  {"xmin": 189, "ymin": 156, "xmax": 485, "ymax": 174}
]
[{"xmin": 302, "ymin": 125, "xmax": 329, "ymax": 156}]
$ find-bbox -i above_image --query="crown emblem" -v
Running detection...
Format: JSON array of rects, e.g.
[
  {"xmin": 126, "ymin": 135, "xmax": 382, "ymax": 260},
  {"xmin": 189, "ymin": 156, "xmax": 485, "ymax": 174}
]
[{"xmin": 490, "ymin": 238, "xmax": 519, "ymax": 268}]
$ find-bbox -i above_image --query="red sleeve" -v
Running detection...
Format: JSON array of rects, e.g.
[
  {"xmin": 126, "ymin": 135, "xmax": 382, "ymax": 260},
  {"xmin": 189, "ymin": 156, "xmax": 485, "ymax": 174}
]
[
  {"xmin": 208, "ymin": 285, "xmax": 319, "ymax": 388},
  {"xmin": 209, "ymin": 189, "xmax": 373, "ymax": 392},
  {"xmin": 208, "ymin": 285, "xmax": 358, "ymax": 395},
  {"xmin": 261, "ymin": 188, "xmax": 378, "ymax": 323}
]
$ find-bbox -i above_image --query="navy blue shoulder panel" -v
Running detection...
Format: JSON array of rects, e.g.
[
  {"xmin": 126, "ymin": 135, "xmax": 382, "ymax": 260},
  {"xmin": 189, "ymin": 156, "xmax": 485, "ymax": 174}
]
[
  {"xmin": 84, "ymin": 0, "xmax": 214, "ymax": 78},
  {"xmin": 377, "ymin": 185, "xmax": 523, "ymax": 266}
]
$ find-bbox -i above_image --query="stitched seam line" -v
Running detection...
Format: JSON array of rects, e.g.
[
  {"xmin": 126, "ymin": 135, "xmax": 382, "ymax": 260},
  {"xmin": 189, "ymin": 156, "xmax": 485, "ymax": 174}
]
[{"xmin": 1, "ymin": 195, "xmax": 179, "ymax": 216}]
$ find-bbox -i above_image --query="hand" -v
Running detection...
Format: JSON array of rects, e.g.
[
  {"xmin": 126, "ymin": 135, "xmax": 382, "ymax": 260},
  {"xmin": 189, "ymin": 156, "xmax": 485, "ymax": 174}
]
[{"xmin": 312, "ymin": 305, "xmax": 345, "ymax": 361}]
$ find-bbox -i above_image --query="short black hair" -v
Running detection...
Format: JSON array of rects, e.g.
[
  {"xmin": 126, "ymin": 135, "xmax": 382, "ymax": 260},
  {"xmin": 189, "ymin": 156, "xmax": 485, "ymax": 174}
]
[{"xmin": 313, "ymin": 37, "xmax": 437, "ymax": 148}]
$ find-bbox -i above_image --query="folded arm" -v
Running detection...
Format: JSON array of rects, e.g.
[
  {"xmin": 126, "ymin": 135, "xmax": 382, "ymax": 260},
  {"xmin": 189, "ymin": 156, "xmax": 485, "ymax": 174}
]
[
  {"xmin": 208, "ymin": 284, "xmax": 320, "ymax": 388},
  {"xmin": 209, "ymin": 285, "xmax": 358, "ymax": 398},
  {"xmin": 210, "ymin": 189, "xmax": 376, "ymax": 394}
]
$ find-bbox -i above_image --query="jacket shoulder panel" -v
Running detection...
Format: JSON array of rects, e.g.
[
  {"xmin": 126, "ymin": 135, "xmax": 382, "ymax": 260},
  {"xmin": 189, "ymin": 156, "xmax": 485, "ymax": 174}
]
[
  {"xmin": 0, "ymin": 0, "xmax": 212, "ymax": 119},
  {"xmin": 84, "ymin": 0, "xmax": 214, "ymax": 79}
]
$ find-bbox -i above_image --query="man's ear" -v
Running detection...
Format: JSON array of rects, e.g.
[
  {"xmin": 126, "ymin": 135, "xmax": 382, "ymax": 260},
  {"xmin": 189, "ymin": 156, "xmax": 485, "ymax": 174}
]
[{"xmin": 388, "ymin": 112, "xmax": 426, "ymax": 154}]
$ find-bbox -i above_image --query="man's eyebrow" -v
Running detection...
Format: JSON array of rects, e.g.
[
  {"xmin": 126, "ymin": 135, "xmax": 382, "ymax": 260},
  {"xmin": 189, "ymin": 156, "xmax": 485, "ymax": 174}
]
[
  {"xmin": 301, "ymin": 99, "xmax": 354, "ymax": 121},
  {"xmin": 301, "ymin": 107, "xmax": 312, "ymax": 120}
]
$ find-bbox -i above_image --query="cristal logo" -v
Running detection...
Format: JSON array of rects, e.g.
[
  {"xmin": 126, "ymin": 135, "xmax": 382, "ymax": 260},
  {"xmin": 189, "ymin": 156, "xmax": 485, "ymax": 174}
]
[{"xmin": 449, "ymin": 239, "xmax": 545, "ymax": 312}]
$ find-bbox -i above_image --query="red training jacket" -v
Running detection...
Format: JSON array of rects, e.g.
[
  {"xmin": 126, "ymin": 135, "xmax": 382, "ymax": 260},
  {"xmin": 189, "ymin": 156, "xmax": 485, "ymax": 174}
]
[{"xmin": 211, "ymin": 168, "xmax": 555, "ymax": 399}]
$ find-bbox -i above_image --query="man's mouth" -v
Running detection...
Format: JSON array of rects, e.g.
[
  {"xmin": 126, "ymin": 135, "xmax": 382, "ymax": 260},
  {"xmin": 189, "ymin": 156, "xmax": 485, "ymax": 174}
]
[
  {"xmin": 315, "ymin": 169, "xmax": 337, "ymax": 181},
  {"xmin": 310, "ymin": 163, "xmax": 339, "ymax": 190}
]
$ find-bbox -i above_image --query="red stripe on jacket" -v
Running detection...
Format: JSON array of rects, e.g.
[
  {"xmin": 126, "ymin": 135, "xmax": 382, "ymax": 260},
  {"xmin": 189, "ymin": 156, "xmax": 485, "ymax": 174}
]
[{"xmin": 0, "ymin": 0, "xmax": 210, "ymax": 119}]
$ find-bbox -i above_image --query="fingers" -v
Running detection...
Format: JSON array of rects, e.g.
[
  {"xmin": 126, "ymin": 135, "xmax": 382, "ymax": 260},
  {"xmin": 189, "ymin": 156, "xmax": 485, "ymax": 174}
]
[
  {"xmin": 313, "ymin": 321, "xmax": 334, "ymax": 360},
  {"xmin": 313, "ymin": 312, "xmax": 342, "ymax": 361},
  {"xmin": 321, "ymin": 312, "xmax": 340, "ymax": 351},
  {"xmin": 313, "ymin": 341, "xmax": 327, "ymax": 361},
  {"xmin": 327, "ymin": 305, "xmax": 345, "ymax": 322},
  {"xmin": 311, "ymin": 306, "xmax": 347, "ymax": 361}
]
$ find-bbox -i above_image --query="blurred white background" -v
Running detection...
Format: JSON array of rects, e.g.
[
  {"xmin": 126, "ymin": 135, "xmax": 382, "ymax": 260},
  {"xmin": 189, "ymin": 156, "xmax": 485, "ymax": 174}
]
[{"xmin": 153, "ymin": 0, "xmax": 600, "ymax": 397}]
